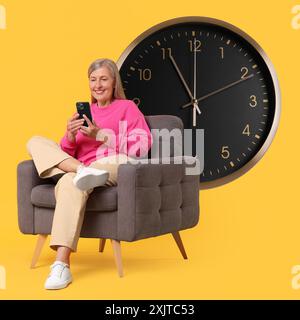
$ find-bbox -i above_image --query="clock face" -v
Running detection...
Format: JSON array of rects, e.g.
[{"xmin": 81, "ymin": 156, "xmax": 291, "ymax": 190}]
[{"xmin": 117, "ymin": 17, "xmax": 280, "ymax": 189}]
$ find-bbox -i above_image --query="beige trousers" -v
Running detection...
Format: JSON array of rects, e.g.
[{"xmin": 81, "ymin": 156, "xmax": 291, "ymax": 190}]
[{"xmin": 26, "ymin": 135, "xmax": 135, "ymax": 252}]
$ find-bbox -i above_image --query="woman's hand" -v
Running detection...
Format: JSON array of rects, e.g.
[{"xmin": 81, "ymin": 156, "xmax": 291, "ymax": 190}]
[
  {"xmin": 80, "ymin": 114, "xmax": 101, "ymax": 139},
  {"xmin": 67, "ymin": 113, "xmax": 84, "ymax": 143}
]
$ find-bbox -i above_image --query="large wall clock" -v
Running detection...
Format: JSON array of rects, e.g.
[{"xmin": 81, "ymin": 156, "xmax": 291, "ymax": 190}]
[{"xmin": 117, "ymin": 16, "xmax": 281, "ymax": 189}]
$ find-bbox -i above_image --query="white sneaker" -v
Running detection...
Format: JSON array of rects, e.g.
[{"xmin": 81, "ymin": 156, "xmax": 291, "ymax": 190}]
[
  {"xmin": 73, "ymin": 166, "xmax": 109, "ymax": 191},
  {"xmin": 44, "ymin": 261, "xmax": 72, "ymax": 290}
]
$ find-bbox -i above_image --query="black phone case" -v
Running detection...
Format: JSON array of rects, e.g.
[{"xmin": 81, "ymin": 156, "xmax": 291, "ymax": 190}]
[{"xmin": 76, "ymin": 102, "xmax": 93, "ymax": 127}]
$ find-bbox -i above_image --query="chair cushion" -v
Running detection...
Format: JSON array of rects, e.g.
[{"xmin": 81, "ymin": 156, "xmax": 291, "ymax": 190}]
[{"xmin": 31, "ymin": 184, "xmax": 117, "ymax": 212}]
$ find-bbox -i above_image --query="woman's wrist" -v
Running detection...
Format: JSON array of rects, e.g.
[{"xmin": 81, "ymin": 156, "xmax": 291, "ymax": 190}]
[
  {"xmin": 96, "ymin": 129, "xmax": 108, "ymax": 143},
  {"xmin": 67, "ymin": 132, "xmax": 76, "ymax": 144}
]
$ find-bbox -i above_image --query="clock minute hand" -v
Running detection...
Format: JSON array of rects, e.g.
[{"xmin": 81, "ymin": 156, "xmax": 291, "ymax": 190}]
[
  {"xmin": 169, "ymin": 54, "xmax": 201, "ymax": 115},
  {"xmin": 181, "ymin": 73, "xmax": 254, "ymax": 109}
]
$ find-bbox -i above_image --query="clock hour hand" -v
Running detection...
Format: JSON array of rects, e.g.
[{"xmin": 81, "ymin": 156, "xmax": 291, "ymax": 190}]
[
  {"xmin": 169, "ymin": 54, "xmax": 201, "ymax": 115},
  {"xmin": 181, "ymin": 74, "xmax": 254, "ymax": 109}
]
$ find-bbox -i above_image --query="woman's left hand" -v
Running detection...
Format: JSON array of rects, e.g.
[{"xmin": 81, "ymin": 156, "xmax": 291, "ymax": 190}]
[{"xmin": 80, "ymin": 114, "xmax": 100, "ymax": 139}]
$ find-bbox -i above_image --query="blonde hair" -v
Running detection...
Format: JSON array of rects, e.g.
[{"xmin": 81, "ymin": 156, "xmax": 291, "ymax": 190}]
[{"xmin": 88, "ymin": 58, "xmax": 126, "ymax": 104}]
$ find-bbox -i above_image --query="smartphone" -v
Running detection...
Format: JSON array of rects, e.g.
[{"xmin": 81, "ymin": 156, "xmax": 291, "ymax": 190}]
[{"xmin": 76, "ymin": 102, "xmax": 93, "ymax": 127}]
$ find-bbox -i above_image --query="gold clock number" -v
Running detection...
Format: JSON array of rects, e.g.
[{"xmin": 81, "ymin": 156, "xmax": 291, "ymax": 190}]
[
  {"xmin": 219, "ymin": 47, "xmax": 224, "ymax": 59},
  {"xmin": 241, "ymin": 66, "xmax": 249, "ymax": 79},
  {"xmin": 138, "ymin": 68, "xmax": 152, "ymax": 81},
  {"xmin": 221, "ymin": 146, "xmax": 230, "ymax": 159},
  {"xmin": 242, "ymin": 124, "xmax": 250, "ymax": 136},
  {"xmin": 161, "ymin": 47, "xmax": 172, "ymax": 60},
  {"xmin": 133, "ymin": 97, "xmax": 141, "ymax": 106},
  {"xmin": 188, "ymin": 39, "xmax": 202, "ymax": 52},
  {"xmin": 249, "ymin": 95, "xmax": 257, "ymax": 107}
]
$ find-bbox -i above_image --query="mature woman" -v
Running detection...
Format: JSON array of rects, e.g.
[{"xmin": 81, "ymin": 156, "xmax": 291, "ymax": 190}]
[{"xmin": 26, "ymin": 58, "xmax": 153, "ymax": 290}]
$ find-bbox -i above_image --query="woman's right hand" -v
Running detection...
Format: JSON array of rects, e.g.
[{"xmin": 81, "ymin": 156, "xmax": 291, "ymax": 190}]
[{"xmin": 66, "ymin": 113, "xmax": 85, "ymax": 143}]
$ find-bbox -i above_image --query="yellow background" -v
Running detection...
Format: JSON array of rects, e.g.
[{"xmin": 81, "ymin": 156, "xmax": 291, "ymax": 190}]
[{"xmin": 0, "ymin": 0, "xmax": 299, "ymax": 299}]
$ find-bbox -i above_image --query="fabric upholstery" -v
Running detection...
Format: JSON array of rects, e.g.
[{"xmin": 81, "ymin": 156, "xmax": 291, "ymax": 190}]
[{"xmin": 17, "ymin": 115, "xmax": 200, "ymax": 241}]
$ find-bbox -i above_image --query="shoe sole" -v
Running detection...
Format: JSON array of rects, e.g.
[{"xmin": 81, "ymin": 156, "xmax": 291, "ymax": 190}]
[
  {"xmin": 74, "ymin": 171, "xmax": 109, "ymax": 191},
  {"xmin": 45, "ymin": 278, "xmax": 73, "ymax": 290}
]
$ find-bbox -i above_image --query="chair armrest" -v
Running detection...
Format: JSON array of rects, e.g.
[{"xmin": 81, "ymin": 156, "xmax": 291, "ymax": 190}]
[
  {"xmin": 17, "ymin": 160, "xmax": 53, "ymax": 234},
  {"xmin": 117, "ymin": 157, "xmax": 200, "ymax": 241}
]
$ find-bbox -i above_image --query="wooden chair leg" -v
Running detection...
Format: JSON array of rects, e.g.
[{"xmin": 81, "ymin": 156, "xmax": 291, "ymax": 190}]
[
  {"xmin": 111, "ymin": 239, "xmax": 124, "ymax": 277},
  {"xmin": 172, "ymin": 231, "xmax": 188, "ymax": 259},
  {"xmin": 31, "ymin": 234, "xmax": 48, "ymax": 268},
  {"xmin": 99, "ymin": 238, "xmax": 106, "ymax": 252}
]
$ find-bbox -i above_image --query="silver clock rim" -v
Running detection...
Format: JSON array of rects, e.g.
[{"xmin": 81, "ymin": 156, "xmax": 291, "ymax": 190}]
[{"xmin": 116, "ymin": 16, "xmax": 281, "ymax": 190}]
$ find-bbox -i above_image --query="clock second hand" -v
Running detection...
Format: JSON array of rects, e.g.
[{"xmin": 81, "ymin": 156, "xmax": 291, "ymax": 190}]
[
  {"xmin": 181, "ymin": 73, "xmax": 254, "ymax": 109},
  {"xmin": 169, "ymin": 53, "xmax": 201, "ymax": 115},
  {"xmin": 193, "ymin": 37, "xmax": 198, "ymax": 127}
]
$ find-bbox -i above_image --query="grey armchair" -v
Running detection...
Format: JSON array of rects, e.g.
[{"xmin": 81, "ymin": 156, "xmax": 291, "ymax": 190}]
[{"xmin": 17, "ymin": 115, "xmax": 200, "ymax": 277}]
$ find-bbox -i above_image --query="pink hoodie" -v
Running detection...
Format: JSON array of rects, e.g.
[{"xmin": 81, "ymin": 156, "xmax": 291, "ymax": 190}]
[{"xmin": 60, "ymin": 99, "xmax": 153, "ymax": 165}]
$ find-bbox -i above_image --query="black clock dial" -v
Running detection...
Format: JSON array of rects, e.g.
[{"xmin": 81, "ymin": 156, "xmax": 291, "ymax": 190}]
[{"xmin": 118, "ymin": 17, "xmax": 280, "ymax": 188}]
